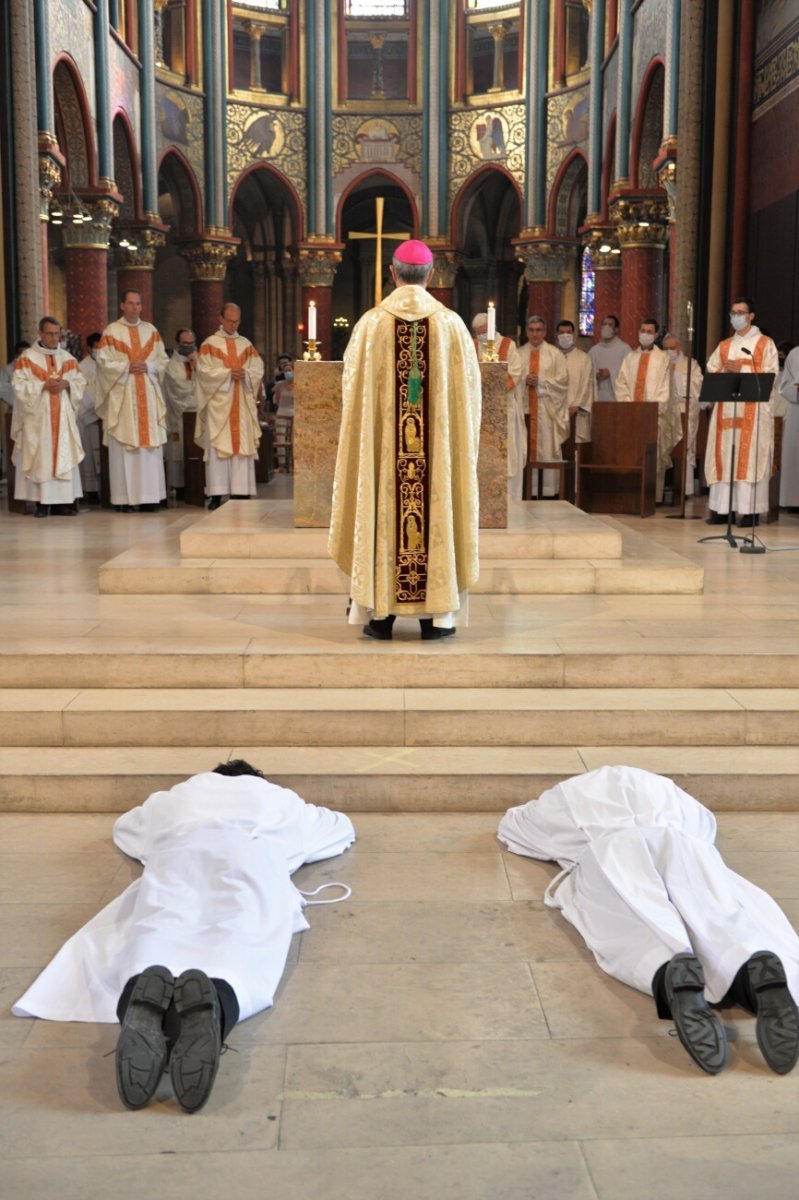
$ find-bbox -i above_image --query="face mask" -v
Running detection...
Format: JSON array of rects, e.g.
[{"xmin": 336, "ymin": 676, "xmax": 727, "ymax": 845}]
[
  {"xmin": 666, "ymin": 348, "xmax": 679, "ymax": 362},
  {"xmin": 639, "ymin": 332, "xmax": 656, "ymax": 348},
  {"xmin": 90, "ymin": 350, "xmax": 97, "ymax": 360},
  {"xmin": 730, "ymin": 313, "xmax": 748, "ymax": 332},
  {"xmin": 601, "ymin": 324, "xmax": 615, "ymax": 340},
  {"xmin": 178, "ymin": 345, "xmax": 195, "ymax": 357},
  {"xmin": 557, "ymin": 333, "xmax": 574, "ymax": 350},
  {"xmin": 283, "ymin": 371, "xmax": 294, "ymax": 382},
  {"xmin": 475, "ymin": 332, "xmax": 487, "ymax": 343}
]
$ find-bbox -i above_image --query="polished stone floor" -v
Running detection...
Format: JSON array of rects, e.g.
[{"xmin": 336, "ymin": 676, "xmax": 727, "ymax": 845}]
[{"xmin": 1, "ymin": 485, "xmax": 799, "ymax": 1197}]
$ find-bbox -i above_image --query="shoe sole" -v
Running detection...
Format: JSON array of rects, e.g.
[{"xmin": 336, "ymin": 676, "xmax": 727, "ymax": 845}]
[
  {"xmin": 748, "ymin": 951, "xmax": 799, "ymax": 1075},
  {"xmin": 116, "ymin": 965, "xmax": 174, "ymax": 1110},
  {"xmin": 170, "ymin": 969, "xmax": 222, "ymax": 1113},
  {"xmin": 664, "ymin": 953, "xmax": 727, "ymax": 1075}
]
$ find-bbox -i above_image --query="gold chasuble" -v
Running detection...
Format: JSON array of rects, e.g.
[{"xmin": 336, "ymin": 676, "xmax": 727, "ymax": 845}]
[{"xmin": 329, "ymin": 284, "xmax": 481, "ymax": 619}]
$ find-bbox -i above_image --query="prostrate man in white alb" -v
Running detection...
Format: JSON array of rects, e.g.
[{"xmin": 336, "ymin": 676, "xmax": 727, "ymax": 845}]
[
  {"xmin": 10, "ymin": 317, "xmax": 86, "ymax": 517},
  {"xmin": 77, "ymin": 332, "xmax": 102, "ymax": 504},
  {"xmin": 162, "ymin": 327, "xmax": 199, "ymax": 499},
  {"xmin": 556, "ymin": 319, "xmax": 595, "ymax": 444},
  {"xmin": 704, "ymin": 297, "xmax": 779, "ymax": 527},
  {"xmin": 330, "ymin": 239, "xmax": 481, "ymax": 642},
  {"xmin": 96, "ymin": 289, "xmax": 169, "ymax": 511},
  {"xmin": 472, "ymin": 311, "xmax": 526, "ymax": 498},
  {"xmin": 778, "ymin": 343, "xmax": 799, "ymax": 510},
  {"xmin": 662, "ymin": 332, "xmax": 704, "ymax": 498},
  {"xmin": 588, "ymin": 313, "xmax": 631, "ymax": 402},
  {"xmin": 516, "ymin": 314, "xmax": 569, "ymax": 497},
  {"xmin": 195, "ymin": 303, "xmax": 264, "ymax": 510},
  {"xmin": 616, "ymin": 318, "xmax": 682, "ymax": 502},
  {"xmin": 499, "ymin": 765, "xmax": 799, "ymax": 1076},
  {"xmin": 12, "ymin": 760, "xmax": 355, "ymax": 1114}
]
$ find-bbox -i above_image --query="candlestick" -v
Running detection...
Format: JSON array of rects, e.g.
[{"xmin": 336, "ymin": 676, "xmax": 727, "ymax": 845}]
[
  {"xmin": 487, "ymin": 301, "xmax": 496, "ymax": 341},
  {"xmin": 302, "ymin": 339, "xmax": 322, "ymax": 362},
  {"xmin": 307, "ymin": 301, "xmax": 317, "ymax": 342}
]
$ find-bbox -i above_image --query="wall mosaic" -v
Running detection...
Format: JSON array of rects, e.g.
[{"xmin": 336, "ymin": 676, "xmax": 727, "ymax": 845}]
[
  {"xmin": 108, "ymin": 41, "xmax": 140, "ymax": 139},
  {"xmin": 331, "ymin": 113, "xmax": 423, "ymax": 176},
  {"xmin": 547, "ymin": 85, "xmax": 589, "ymax": 192},
  {"xmin": 54, "ymin": 63, "xmax": 91, "ymax": 188},
  {"xmin": 50, "ymin": 0, "xmax": 96, "ymax": 123},
  {"xmin": 155, "ymin": 84, "xmax": 205, "ymax": 198},
  {"xmin": 632, "ymin": 0, "xmax": 667, "ymax": 111},
  {"xmin": 447, "ymin": 102, "xmax": 526, "ymax": 210},
  {"xmin": 226, "ymin": 104, "xmax": 307, "ymax": 216},
  {"xmin": 754, "ymin": 26, "xmax": 799, "ymax": 111}
]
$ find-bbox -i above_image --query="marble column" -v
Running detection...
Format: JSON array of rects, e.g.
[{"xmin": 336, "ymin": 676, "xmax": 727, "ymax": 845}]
[
  {"xmin": 115, "ymin": 224, "xmax": 168, "ymax": 323},
  {"xmin": 306, "ymin": 0, "xmax": 333, "ymax": 235},
  {"xmin": 179, "ymin": 235, "xmax": 238, "ymax": 343},
  {"xmin": 524, "ymin": 0, "xmax": 550, "ymax": 229},
  {"xmin": 614, "ymin": 0, "xmax": 633, "ymax": 188},
  {"xmin": 611, "ymin": 195, "xmax": 669, "ymax": 345},
  {"xmin": 587, "ymin": 0, "xmax": 606, "ymax": 219},
  {"xmin": 488, "ymin": 22, "xmax": 509, "ymax": 92},
  {"xmin": 422, "ymin": 0, "xmax": 448, "ymax": 239},
  {"xmin": 672, "ymin": 0, "xmax": 703, "ymax": 347},
  {"xmin": 138, "ymin": 0, "xmax": 161, "ymax": 222},
  {"xmin": 584, "ymin": 228, "xmax": 623, "ymax": 336},
  {"xmin": 427, "ymin": 246, "xmax": 460, "ymax": 309},
  {"xmin": 247, "ymin": 22, "xmax": 264, "ymax": 90},
  {"xmin": 514, "ymin": 239, "xmax": 572, "ymax": 332},
  {"xmin": 297, "ymin": 244, "xmax": 343, "ymax": 360},
  {"xmin": 62, "ymin": 196, "xmax": 118, "ymax": 336}
]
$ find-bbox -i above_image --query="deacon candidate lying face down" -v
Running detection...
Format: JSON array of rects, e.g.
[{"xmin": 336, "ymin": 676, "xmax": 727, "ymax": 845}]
[
  {"xmin": 328, "ymin": 238, "xmax": 482, "ymax": 643},
  {"xmin": 12, "ymin": 761, "xmax": 355, "ymax": 1113}
]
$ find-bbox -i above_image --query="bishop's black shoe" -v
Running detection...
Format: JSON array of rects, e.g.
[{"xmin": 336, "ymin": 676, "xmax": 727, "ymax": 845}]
[
  {"xmin": 170, "ymin": 969, "xmax": 223, "ymax": 1113},
  {"xmin": 115, "ymin": 965, "xmax": 175, "ymax": 1110},
  {"xmin": 664, "ymin": 952, "xmax": 727, "ymax": 1074},
  {"xmin": 419, "ymin": 619, "xmax": 456, "ymax": 641},
  {"xmin": 747, "ymin": 951, "xmax": 799, "ymax": 1074},
  {"xmin": 362, "ymin": 615, "xmax": 396, "ymax": 641}
]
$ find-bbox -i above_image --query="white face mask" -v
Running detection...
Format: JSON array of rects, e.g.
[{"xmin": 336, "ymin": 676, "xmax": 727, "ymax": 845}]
[
  {"xmin": 601, "ymin": 324, "xmax": 615, "ymax": 340},
  {"xmin": 557, "ymin": 333, "xmax": 574, "ymax": 350},
  {"xmin": 639, "ymin": 332, "xmax": 656, "ymax": 348},
  {"xmin": 730, "ymin": 313, "xmax": 749, "ymax": 332},
  {"xmin": 666, "ymin": 348, "xmax": 679, "ymax": 362}
]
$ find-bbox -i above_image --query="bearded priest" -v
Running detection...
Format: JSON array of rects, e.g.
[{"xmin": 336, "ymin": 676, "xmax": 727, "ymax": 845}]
[{"xmin": 329, "ymin": 239, "xmax": 481, "ymax": 642}]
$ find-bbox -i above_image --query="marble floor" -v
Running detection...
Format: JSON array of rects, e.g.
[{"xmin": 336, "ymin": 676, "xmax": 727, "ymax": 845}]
[{"xmin": 1, "ymin": 485, "xmax": 799, "ymax": 1196}]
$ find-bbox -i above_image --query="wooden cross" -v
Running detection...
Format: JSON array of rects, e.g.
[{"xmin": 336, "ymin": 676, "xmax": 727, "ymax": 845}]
[{"xmin": 348, "ymin": 196, "xmax": 410, "ymax": 306}]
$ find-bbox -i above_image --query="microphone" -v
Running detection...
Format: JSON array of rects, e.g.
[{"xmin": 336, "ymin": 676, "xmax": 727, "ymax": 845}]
[{"xmin": 741, "ymin": 347, "xmax": 753, "ymax": 357}]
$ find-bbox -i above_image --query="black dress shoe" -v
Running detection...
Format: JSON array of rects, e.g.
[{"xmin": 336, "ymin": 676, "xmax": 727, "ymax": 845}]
[
  {"xmin": 170, "ymin": 969, "xmax": 222, "ymax": 1113},
  {"xmin": 207, "ymin": 496, "xmax": 222, "ymax": 511},
  {"xmin": 705, "ymin": 512, "xmax": 729, "ymax": 525},
  {"xmin": 736, "ymin": 513, "xmax": 760, "ymax": 528},
  {"xmin": 115, "ymin": 965, "xmax": 174, "ymax": 1110},
  {"xmin": 362, "ymin": 615, "xmax": 396, "ymax": 641},
  {"xmin": 34, "ymin": 503, "xmax": 48, "ymax": 518},
  {"xmin": 420, "ymin": 619, "xmax": 456, "ymax": 641},
  {"xmin": 664, "ymin": 952, "xmax": 727, "ymax": 1074},
  {"xmin": 746, "ymin": 951, "xmax": 799, "ymax": 1074},
  {"xmin": 59, "ymin": 504, "xmax": 78, "ymax": 515}
]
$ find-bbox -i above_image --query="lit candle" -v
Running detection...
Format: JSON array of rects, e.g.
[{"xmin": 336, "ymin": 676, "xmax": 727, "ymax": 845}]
[
  {"xmin": 487, "ymin": 301, "xmax": 496, "ymax": 341},
  {"xmin": 308, "ymin": 300, "xmax": 317, "ymax": 341}
]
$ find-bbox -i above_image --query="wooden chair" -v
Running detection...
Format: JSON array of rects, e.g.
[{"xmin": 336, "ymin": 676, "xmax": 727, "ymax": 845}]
[
  {"xmin": 182, "ymin": 411, "xmax": 206, "ymax": 507},
  {"xmin": 522, "ymin": 412, "xmax": 576, "ymax": 502},
  {"xmin": 255, "ymin": 422, "xmax": 275, "ymax": 484},
  {"xmin": 575, "ymin": 402, "xmax": 658, "ymax": 518},
  {"xmin": 272, "ymin": 414, "xmax": 293, "ymax": 473},
  {"xmin": 767, "ymin": 414, "xmax": 783, "ymax": 524}
]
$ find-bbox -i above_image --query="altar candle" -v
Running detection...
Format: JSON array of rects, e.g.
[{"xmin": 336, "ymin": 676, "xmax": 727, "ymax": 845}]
[
  {"xmin": 308, "ymin": 301, "xmax": 317, "ymax": 341},
  {"xmin": 487, "ymin": 302, "xmax": 496, "ymax": 341}
]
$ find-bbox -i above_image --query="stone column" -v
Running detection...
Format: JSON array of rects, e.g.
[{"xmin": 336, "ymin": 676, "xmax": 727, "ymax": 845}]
[
  {"xmin": 251, "ymin": 260, "xmax": 267, "ymax": 351},
  {"xmin": 427, "ymin": 245, "xmax": 460, "ymax": 309},
  {"xmin": 657, "ymin": 160, "xmax": 678, "ymax": 329},
  {"xmin": 523, "ymin": 1, "xmax": 550, "ymax": 229},
  {"xmin": 587, "ymin": 0, "xmax": 606, "ymax": 219},
  {"xmin": 179, "ymin": 233, "xmax": 239, "ymax": 344},
  {"xmin": 672, "ymin": 0, "xmax": 703, "ymax": 348},
  {"xmin": 115, "ymin": 223, "xmax": 168, "ymax": 323},
  {"xmin": 62, "ymin": 195, "xmax": 119, "ymax": 337},
  {"xmin": 513, "ymin": 237, "xmax": 572, "ymax": 332},
  {"xmin": 297, "ymin": 243, "xmax": 343, "ymax": 360},
  {"xmin": 488, "ymin": 22, "xmax": 508, "ymax": 92},
  {"xmin": 422, "ymin": 1, "xmax": 448, "ymax": 240},
  {"xmin": 614, "ymin": 0, "xmax": 633, "ymax": 188},
  {"xmin": 611, "ymin": 195, "xmax": 669, "ymax": 345},
  {"xmin": 153, "ymin": 0, "xmax": 167, "ymax": 67},
  {"xmin": 247, "ymin": 22, "xmax": 264, "ymax": 90},
  {"xmin": 584, "ymin": 227, "xmax": 623, "ymax": 337}
]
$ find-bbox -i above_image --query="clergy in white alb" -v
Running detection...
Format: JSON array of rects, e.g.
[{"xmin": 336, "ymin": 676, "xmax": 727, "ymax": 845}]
[
  {"xmin": 162, "ymin": 328, "xmax": 199, "ymax": 492},
  {"xmin": 778, "ymin": 344, "xmax": 799, "ymax": 508},
  {"xmin": 516, "ymin": 315, "xmax": 570, "ymax": 497},
  {"xmin": 10, "ymin": 317, "xmax": 86, "ymax": 512},
  {"xmin": 588, "ymin": 314, "xmax": 631, "ymax": 402},
  {"xmin": 704, "ymin": 297, "xmax": 778, "ymax": 522},
  {"xmin": 96, "ymin": 289, "xmax": 169, "ymax": 507},
  {"xmin": 556, "ymin": 319, "xmax": 595, "ymax": 444},
  {"xmin": 330, "ymin": 240, "xmax": 481, "ymax": 638},
  {"xmin": 615, "ymin": 320, "xmax": 683, "ymax": 501},
  {"xmin": 12, "ymin": 766, "xmax": 355, "ymax": 1026},
  {"xmin": 472, "ymin": 312, "xmax": 527, "ymax": 499},
  {"xmin": 663, "ymin": 333, "xmax": 704, "ymax": 496},
  {"xmin": 195, "ymin": 303, "xmax": 264, "ymax": 504},
  {"xmin": 77, "ymin": 333, "xmax": 102, "ymax": 498},
  {"xmin": 499, "ymin": 766, "xmax": 799, "ymax": 1075}
]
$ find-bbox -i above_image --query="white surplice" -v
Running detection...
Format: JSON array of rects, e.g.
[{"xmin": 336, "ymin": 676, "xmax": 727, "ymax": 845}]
[
  {"xmin": 162, "ymin": 351, "xmax": 199, "ymax": 489},
  {"xmin": 778, "ymin": 347, "xmax": 799, "ymax": 506},
  {"xmin": 13, "ymin": 773, "xmax": 355, "ymax": 1024},
  {"xmin": 669, "ymin": 353, "xmax": 704, "ymax": 495},
  {"xmin": 563, "ymin": 345, "xmax": 596, "ymax": 444},
  {"xmin": 498, "ymin": 766, "xmax": 799, "ymax": 1004},
  {"xmin": 615, "ymin": 346, "xmax": 683, "ymax": 501},
  {"xmin": 588, "ymin": 336, "xmax": 631, "ymax": 402},
  {"xmin": 77, "ymin": 355, "xmax": 102, "ymax": 492},
  {"xmin": 516, "ymin": 341, "xmax": 570, "ymax": 496}
]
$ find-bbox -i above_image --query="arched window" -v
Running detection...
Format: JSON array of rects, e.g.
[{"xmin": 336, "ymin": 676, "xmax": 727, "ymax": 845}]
[
  {"xmin": 579, "ymin": 244, "xmax": 595, "ymax": 338},
  {"xmin": 342, "ymin": 2, "xmax": 413, "ymax": 102}
]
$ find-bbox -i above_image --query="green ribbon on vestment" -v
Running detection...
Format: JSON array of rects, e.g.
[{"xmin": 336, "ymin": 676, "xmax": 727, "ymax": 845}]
[{"xmin": 407, "ymin": 320, "xmax": 422, "ymax": 408}]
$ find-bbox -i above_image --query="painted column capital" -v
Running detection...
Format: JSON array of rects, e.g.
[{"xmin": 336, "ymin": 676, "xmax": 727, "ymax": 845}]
[
  {"xmin": 512, "ymin": 236, "xmax": 575, "ymax": 283},
  {"xmin": 581, "ymin": 225, "xmax": 622, "ymax": 270},
  {"xmin": 429, "ymin": 248, "xmax": 462, "ymax": 291},
  {"xmin": 38, "ymin": 147, "xmax": 64, "ymax": 221},
  {"xmin": 60, "ymin": 195, "xmax": 120, "ymax": 250},
  {"xmin": 653, "ymin": 145, "xmax": 678, "ymax": 223},
  {"xmin": 610, "ymin": 194, "xmax": 669, "ymax": 249},
  {"xmin": 178, "ymin": 232, "xmax": 239, "ymax": 282},
  {"xmin": 297, "ymin": 243, "xmax": 344, "ymax": 288},
  {"xmin": 115, "ymin": 220, "xmax": 168, "ymax": 269}
]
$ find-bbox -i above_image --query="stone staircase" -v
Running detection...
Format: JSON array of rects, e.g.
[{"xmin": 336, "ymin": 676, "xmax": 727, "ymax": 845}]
[{"xmin": 1, "ymin": 501, "xmax": 798, "ymax": 815}]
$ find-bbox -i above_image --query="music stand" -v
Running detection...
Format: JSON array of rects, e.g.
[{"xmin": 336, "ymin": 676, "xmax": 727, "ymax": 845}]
[{"xmin": 697, "ymin": 373, "xmax": 774, "ymax": 550}]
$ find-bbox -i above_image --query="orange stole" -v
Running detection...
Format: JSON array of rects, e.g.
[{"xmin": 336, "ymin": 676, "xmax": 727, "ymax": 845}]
[
  {"xmin": 714, "ymin": 335, "xmax": 769, "ymax": 481},
  {"xmin": 633, "ymin": 352, "xmax": 650, "ymax": 402},
  {"xmin": 199, "ymin": 340, "xmax": 259, "ymax": 455},
  {"xmin": 527, "ymin": 349, "xmax": 540, "ymax": 459},
  {"xmin": 98, "ymin": 327, "xmax": 162, "ymax": 448}
]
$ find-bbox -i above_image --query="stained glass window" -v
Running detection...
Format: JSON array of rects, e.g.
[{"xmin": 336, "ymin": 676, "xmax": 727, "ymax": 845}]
[{"xmin": 579, "ymin": 245, "xmax": 595, "ymax": 338}]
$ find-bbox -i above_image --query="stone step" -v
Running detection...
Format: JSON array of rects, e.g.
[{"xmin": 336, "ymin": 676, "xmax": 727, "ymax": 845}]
[
  {"xmin": 2, "ymin": 688, "xmax": 798, "ymax": 748},
  {"xmin": 1, "ymin": 744, "xmax": 797, "ymax": 813},
  {"xmin": 2, "ymin": 648, "xmax": 797, "ymax": 689}
]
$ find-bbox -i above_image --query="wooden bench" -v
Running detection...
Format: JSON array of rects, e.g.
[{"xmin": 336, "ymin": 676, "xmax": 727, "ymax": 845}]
[{"xmin": 575, "ymin": 402, "xmax": 658, "ymax": 518}]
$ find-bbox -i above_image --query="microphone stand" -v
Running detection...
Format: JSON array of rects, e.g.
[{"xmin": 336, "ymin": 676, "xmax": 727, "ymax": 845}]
[
  {"xmin": 668, "ymin": 299, "xmax": 702, "ymax": 520},
  {"xmin": 740, "ymin": 347, "xmax": 766, "ymax": 554}
]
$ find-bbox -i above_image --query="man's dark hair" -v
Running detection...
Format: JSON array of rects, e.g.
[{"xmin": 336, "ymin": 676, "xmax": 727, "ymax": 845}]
[
  {"xmin": 38, "ymin": 316, "xmax": 60, "ymax": 332},
  {"xmin": 213, "ymin": 759, "xmax": 266, "ymax": 779},
  {"xmin": 86, "ymin": 332, "xmax": 102, "ymax": 349},
  {"xmin": 557, "ymin": 320, "xmax": 575, "ymax": 332},
  {"xmin": 120, "ymin": 288, "xmax": 142, "ymax": 303},
  {"xmin": 641, "ymin": 317, "xmax": 658, "ymax": 330},
  {"xmin": 277, "ymin": 353, "xmax": 294, "ymax": 363},
  {"xmin": 175, "ymin": 327, "xmax": 194, "ymax": 343},
  {"xmin": 731, "ymin": 296, "xmax": 755, "ymax": 313},
  {"xmin": 603, "ymin": 314, "xmax": 620, "ymax": 328}
]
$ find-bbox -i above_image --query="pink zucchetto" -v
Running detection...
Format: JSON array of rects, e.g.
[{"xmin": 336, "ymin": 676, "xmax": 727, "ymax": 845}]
[{"xmin": 393, "ymin": 239, "xmax": 434, "ymax": 265}]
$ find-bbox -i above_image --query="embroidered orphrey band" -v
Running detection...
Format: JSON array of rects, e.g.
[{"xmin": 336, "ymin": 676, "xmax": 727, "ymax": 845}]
[{"xmin": 394, "ymin": 317, "xmax": 429, "ymax": 604}]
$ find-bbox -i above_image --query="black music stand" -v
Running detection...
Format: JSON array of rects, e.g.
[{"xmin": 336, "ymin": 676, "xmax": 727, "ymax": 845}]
[{"xmin": 697, "ymin": 372, "xmax": 774, "ymax": 550}]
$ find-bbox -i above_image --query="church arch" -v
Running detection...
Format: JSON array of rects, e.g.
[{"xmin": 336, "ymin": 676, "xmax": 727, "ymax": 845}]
[
  {"xmin": 451, "ymin": 165, "xmax": 523, "ymax": 336},
  {"xmin": 52, "ymin": 56, "xmax": 97, "ymax": 190},
  {"xmin": 548, "ymin": 149, "xmax": 588, "ymax": 238},
  {"xmin": 112, "ymin": 110, "xmax": 142, "ymax": 221},
  {"xmin": 153, "ymin": 149, "xmax": 203, "ymax": 340},
  {"xmin": 335, "ymin": 169, "xmax": 419, "ymax": 243},
  {"xmin": 631, "ymin": 58, "xmax": 666, "ymax": 190},
  {"xmin": 158, "ymin": 148, "xmax": 203, "ymax": 235}
]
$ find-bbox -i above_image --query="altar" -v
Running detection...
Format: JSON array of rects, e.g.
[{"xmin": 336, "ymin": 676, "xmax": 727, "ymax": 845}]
[{"xmin": 292, "ymin": 361, "xmax": 509, "ymax": 529}]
